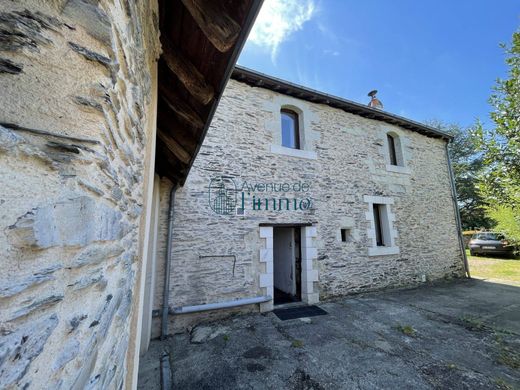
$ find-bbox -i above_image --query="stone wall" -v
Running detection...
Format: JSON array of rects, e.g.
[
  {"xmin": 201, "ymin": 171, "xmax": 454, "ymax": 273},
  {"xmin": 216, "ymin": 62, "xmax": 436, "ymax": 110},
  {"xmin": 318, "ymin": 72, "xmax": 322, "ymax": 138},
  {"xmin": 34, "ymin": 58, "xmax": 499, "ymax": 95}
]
[
  {"xmin": 156, "ymin": 79, "xmax": 465, "ymax": 332},
  {"xmin": 0, "ymin": 1, "xmax": 160, "ymax": 388}
]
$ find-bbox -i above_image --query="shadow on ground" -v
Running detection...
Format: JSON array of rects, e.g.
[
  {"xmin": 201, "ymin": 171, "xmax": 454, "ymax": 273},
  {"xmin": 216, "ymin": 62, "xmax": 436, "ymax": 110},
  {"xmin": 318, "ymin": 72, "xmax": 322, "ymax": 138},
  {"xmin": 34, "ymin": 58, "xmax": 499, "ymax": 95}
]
[{"xmin": 139, "ymin": 279, "xmax": 520, "ymax": 389}]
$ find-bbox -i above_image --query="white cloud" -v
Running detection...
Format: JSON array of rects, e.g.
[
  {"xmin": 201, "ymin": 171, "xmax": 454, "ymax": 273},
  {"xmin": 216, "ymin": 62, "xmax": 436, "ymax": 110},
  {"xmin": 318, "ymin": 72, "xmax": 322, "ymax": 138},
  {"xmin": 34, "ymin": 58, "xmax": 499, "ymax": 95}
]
[{"xmin": 248, "ymin": 0, "xmax": 316, "ymax": 62}]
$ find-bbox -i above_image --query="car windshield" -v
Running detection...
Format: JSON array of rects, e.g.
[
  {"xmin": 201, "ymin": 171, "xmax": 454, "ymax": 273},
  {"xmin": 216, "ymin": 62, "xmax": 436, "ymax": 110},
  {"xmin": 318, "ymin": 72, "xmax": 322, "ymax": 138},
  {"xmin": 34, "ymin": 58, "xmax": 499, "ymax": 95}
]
[{"xmin": 472, "ymin": 233, "xmax": 504, "ymax": 241}]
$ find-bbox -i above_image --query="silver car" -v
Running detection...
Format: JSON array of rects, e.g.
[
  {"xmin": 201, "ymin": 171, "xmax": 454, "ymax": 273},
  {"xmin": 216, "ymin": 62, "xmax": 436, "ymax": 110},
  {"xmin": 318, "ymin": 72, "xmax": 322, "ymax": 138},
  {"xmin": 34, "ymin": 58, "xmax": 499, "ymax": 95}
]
[{"xmin": 468, "ymin": 232, "xmax": 514, "ymax": 256}]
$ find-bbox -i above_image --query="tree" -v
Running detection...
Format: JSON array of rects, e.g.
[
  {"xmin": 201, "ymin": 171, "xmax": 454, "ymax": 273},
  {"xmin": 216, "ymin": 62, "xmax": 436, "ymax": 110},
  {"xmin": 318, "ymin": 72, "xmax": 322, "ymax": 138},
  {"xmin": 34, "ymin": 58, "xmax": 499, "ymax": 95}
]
[
  {"xmin": 474, "ymin": 30, "xmax": 520, "ymax": 208},
  {"xmin": 474, "ymin": 29, "xmax": 520, "ymax": 245},
  {"xmin": 429, "ymin": 121, "xmax": 492, "ymax": 230}
]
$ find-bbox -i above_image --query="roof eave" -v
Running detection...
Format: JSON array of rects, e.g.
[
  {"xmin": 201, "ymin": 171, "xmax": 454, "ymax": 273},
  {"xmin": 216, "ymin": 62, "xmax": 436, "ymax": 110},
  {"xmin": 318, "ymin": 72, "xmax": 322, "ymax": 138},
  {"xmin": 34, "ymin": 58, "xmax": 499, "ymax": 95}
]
[{"xmin": 231, "ymin": 66, "xmax": 453, "ymax": 141}]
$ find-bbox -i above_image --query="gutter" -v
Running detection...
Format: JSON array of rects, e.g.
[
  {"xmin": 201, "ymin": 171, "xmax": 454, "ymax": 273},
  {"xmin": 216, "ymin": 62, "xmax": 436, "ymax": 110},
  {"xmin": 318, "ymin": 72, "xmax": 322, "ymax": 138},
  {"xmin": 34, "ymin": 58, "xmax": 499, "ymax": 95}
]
[
  {"xmin": 161, "ymin": 184, "xmax": 178, "ymax": 340},
  {"xmin": 445, "ymin": 142, "xmax": 470, "ymax": 278}
]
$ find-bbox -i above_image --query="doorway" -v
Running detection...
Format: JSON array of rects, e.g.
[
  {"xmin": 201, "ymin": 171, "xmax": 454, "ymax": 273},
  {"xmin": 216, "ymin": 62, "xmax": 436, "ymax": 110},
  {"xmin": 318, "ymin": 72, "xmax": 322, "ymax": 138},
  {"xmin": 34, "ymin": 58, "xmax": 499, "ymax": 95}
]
[{"xmin": 273, "ymin": 227, "xmax": 302, "ymax": 305}]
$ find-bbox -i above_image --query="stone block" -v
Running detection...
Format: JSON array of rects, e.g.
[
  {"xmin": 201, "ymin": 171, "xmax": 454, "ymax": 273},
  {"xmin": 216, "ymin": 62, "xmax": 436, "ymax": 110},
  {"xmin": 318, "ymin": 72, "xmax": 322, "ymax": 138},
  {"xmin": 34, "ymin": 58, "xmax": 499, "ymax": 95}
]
[
  {"xmin": 0, "ymin": 314, "xmax": 58, "ymax": 388},
  {"xmin": 53, "ymin": 338, "xmax": 80, "ymax": 370},
  {"xmin": 9, "ymin": 295, "xmax": 63, "ymax": 322},
  {"xmin": 259, "ymin": 273, "xmax": 273, "ymax": 288},
  {"xmin": 302, "ymin": 269, "xmax": 319, "ymax": 284},
  {"xmin": 259, "ymin": 227, "xmax": 273, "ymax": 238},
  {"xmin": 0, "ymin": 264, "xmax": 60, "ymax": 298},
  {"xmin": 301, "ymin": 247, "xmax": 317, "ymax": 261},
  {"xmin": 305, "ymin": 226, "xmax": 317, "ymax": 237},
  {"xmin": 8, "ymin": 197, "xmax": 124, "ymax": 249},
  {"xmin": 259, "ymin": 248, "xmax": 273, "ymax": 263}
]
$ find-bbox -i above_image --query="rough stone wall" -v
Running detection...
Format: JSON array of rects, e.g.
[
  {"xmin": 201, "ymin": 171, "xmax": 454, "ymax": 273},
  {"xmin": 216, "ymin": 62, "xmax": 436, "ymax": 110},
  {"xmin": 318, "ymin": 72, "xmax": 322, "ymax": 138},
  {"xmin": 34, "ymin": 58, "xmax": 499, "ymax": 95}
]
[
  {"xmin": 0, "ymin": 1, "xmax": 160, "ymax": 388},
  {"xmin": 156, "ymin": 79, "xmax": 465, "ymax": 332}
]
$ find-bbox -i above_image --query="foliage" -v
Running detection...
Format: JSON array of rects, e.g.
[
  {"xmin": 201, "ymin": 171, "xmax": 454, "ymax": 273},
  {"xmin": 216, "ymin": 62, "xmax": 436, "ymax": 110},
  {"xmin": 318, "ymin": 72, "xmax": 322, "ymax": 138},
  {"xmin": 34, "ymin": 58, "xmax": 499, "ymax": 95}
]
[
  {"xmin": 429, "ymin": 121, "xmax": 492, "ymax": 229},
  {"xmin": 485, "ymin": 205, "xmax": 520, "ymax": 246},
  {"xmin": 474, "ymin": 30, "xmax": 520, "ymax": 208}
]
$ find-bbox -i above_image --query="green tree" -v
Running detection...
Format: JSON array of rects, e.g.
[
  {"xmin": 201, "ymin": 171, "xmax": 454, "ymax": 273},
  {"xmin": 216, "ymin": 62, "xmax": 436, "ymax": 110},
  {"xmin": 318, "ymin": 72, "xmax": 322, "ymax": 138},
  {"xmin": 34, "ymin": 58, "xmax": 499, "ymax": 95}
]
[
  {"xmin": 475, "ymin": 30, "xmax": 520, "ymax": 208},
  {"xmin": 429, "ymin": 121, "xmax": 492, "ymax": 230},
  {"xmin": 474, "ymin": 29, "xmax": 520, "ymax": 245}
]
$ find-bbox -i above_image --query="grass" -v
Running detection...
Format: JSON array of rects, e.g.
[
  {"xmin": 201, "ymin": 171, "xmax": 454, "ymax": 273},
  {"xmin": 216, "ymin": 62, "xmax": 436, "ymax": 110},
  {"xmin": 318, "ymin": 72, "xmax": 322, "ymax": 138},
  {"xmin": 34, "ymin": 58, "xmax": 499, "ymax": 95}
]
[
  {"xmin": 466, "ymin": 250, "xmax": 520, "ymax": 286},
  {"xmin": 459, "ymin": 315, "xmax": 486, "ymax": 331},
  {"xmin": 495, "ymin": 377, "xmax": 514, "ymax": 390},
  {"xmin": 395, "ymin": 324, "xmax": 416, "ymax": 337},
  {"xmin": 291, "ymin": 339, "xmax": 304, "ymax": 348}
]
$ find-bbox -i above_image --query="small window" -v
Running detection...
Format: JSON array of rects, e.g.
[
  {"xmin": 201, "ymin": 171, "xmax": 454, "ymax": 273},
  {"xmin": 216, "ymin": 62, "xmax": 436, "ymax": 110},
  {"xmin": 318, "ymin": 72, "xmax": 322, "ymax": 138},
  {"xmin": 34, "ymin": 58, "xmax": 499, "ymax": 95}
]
[
  {"xmin": 281, "ymin": 109, "xmax": 300, "ymax": 149},
  {"xmin": 387, "ymin": 134, "xmax": 398, "ymax": 166},
  {"xmin": 340, "ymin": 228, "xmax": 350, "ymax": 242},
  {"xmin": 373, "ymin": 204, "xmax": 385, "ymax": 246}
]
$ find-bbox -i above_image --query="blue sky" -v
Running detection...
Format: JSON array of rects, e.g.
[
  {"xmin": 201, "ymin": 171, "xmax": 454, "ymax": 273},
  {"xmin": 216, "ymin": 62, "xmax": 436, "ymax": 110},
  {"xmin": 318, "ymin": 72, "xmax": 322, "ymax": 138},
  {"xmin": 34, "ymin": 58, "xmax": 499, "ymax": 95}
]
[{"xmin": 238, "ymin": 0, "xmax": 519, "ymax": 128}]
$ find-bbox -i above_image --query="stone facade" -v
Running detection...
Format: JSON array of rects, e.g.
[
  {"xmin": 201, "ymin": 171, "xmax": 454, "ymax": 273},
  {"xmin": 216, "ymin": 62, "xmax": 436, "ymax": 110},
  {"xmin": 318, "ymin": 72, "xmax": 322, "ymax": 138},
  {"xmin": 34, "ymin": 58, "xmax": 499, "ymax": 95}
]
[
  {"xmin": 156, "ymin": 78, "xmax": 465, "ymax": 332},
  {"xmin": 0, "ymin": 1, "xmax": 160, "ymax": 388}
]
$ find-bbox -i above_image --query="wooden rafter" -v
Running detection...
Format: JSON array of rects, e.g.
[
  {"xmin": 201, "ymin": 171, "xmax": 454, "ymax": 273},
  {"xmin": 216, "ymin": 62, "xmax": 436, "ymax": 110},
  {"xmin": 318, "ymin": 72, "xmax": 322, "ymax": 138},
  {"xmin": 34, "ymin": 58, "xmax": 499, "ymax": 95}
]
[
  {"xmin": 159, "ymin": 84, "xmax": 204, "ymax": 129},
  {"xmin": 181, "ymin": 0, "xmax": 241, "ymax": 52},
  {"xmin": 162, "ymin": 41, "xmax": 214, "ymax": 105},
  {"xmin": 157, "ymin": 129, "xmax": 192, "ymax": 165}
]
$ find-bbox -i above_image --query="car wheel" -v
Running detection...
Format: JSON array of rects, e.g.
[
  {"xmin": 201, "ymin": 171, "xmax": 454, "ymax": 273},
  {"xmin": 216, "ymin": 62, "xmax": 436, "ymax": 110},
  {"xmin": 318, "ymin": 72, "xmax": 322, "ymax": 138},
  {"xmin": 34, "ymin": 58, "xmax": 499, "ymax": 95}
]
[{"xmin": 470, "ymin": 251, "xmax": 476, "ymax": 256}]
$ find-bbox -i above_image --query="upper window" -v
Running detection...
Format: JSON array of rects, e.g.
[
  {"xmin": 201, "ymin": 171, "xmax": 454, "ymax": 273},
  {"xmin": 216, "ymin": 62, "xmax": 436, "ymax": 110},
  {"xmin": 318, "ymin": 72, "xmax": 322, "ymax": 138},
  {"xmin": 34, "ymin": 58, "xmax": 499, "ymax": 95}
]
[
  {"xmin": 387, "ymin": 134, "xmax": 398, "ymax": 166},
  {"xmin": 281, "ymin": 109, "xmax": 300, "ymax": 149}
]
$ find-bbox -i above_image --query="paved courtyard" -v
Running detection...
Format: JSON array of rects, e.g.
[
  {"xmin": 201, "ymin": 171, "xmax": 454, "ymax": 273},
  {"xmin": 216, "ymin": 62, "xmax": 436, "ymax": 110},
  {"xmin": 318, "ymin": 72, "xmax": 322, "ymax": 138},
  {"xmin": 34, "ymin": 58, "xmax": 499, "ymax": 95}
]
[{"xmin": 139, "ymin": 279, "xmax": 520, "ymax": 389}]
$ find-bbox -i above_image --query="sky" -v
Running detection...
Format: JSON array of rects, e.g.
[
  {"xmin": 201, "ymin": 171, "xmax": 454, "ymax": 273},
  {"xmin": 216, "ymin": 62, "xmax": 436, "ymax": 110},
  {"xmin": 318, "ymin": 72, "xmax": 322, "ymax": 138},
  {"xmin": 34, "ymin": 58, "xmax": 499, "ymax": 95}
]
[{"xmin": 238, "ymin": 0, "xmax": 520, "ymax": 128}]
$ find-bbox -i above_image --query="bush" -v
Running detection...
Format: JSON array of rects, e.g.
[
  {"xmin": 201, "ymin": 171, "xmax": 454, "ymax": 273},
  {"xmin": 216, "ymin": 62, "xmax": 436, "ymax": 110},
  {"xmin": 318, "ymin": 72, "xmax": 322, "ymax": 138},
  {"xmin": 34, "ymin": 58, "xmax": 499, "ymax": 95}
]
[{"xmin": 486, "ymin": 205, "xmax": 520, "ymax": 250}]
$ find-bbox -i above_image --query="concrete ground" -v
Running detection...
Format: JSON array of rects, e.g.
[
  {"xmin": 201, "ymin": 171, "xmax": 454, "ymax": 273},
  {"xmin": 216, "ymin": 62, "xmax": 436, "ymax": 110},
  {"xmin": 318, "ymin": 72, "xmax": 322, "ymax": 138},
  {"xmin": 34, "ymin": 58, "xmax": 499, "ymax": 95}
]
[{"xmin": 138, "ymin": 279, "xmax": 520, "ymax": 389}]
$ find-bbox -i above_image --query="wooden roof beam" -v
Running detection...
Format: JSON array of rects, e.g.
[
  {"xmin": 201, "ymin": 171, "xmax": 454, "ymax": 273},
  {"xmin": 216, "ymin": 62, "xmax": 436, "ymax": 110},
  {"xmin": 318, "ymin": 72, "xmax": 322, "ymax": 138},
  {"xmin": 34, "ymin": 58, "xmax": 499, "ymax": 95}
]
[
  {"xmin": 181, "ymin": 0, "xmax": 241, "ymax": 52},
  {"xmin": 157, "ymin": 128, "xmax": 192, "ymax": 165},
  {"xmin": 162, "ymin": 42, "xmax": 214, "ymax": 105},
  {"xmin": 159, "ymin": 84, "xmax": 204, "ymax": 129}
]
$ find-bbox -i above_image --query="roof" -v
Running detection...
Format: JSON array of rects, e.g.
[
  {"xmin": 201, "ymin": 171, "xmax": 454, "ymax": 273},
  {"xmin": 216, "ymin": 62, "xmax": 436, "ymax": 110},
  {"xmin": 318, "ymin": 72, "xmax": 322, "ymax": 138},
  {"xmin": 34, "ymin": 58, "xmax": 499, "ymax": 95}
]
[
  {"xmin": 231, "ymin": 66, "xmax": 452, "ymax": 141},
  {"xmin": 155, "ymin": 0, "xmax": 263, "ymax": 185}
]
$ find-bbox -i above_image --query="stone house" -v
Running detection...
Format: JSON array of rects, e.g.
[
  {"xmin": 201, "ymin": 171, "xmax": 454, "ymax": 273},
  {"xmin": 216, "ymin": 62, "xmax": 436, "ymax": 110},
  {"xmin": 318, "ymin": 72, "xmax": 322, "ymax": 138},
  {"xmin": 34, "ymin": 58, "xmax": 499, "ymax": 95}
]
[
  {"xmin": 0, "ymin": 0, "xmax": 262, "ymax": 388},
  {"xmin": 153, "ymin": 66, "xmax": 469, "ymax": 333}
]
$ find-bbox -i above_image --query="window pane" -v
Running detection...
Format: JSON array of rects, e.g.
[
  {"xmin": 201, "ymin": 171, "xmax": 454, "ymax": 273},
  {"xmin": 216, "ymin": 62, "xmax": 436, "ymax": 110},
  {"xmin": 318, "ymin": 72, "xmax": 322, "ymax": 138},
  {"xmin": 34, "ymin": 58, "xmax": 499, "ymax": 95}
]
[
  {"xmin": 373, "ymin": 204, "xmax": 384, "ymax": 246},
  {"xmin": 281, "ymin": 111, "xmax": 300, "ymax": 149},
  {"xmin": 387, "ymin": 134, "xmax": 397, "ymax": 165}
]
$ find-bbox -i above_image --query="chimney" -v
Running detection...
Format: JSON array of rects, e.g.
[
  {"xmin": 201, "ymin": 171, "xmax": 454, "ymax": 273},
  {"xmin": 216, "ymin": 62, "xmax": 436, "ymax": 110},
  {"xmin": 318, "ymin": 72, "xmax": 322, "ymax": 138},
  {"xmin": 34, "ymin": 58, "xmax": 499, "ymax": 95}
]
[{"xmin": 368, "ymin": 90, "xmax": 383, "ymax": 109}]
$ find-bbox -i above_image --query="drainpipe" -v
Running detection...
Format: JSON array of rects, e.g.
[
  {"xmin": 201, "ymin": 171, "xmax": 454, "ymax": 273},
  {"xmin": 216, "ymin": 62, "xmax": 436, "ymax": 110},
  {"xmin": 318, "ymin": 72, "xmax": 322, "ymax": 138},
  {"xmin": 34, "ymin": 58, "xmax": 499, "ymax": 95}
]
[
  {"xmin": 161, "ymin": 184, "xmax": 178, "ymax": 340},
  {"xmin": 445, "ymin": 142, "xmax": 470, "ymax": 278},
  {"xmin": 171, "ymin": 295, "xmax": 272, "ymax": 314}
]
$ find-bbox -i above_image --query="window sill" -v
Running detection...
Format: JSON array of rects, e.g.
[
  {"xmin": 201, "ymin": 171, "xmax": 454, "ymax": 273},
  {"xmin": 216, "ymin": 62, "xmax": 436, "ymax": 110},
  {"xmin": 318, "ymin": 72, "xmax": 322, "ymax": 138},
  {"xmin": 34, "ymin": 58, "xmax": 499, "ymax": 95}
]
[
  {"xmin": 386, "ymin": 164, "xmax": 411, "ymax": 174},
  {"xmin": 270, "ymin": 145, "xmax": 317, "ymax": 160},
  {"xmin": 368, "ymin": 246, "xmax": 400, "ymax": 256}
]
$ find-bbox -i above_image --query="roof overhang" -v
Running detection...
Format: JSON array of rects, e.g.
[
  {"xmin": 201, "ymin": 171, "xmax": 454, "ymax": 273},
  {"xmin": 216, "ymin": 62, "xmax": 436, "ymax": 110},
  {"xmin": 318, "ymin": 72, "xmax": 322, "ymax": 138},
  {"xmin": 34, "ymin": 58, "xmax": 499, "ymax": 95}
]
[
  {"xmin": 232, "ymin": 66, "xmax": 453, "ymax": 141},
  {"xmin": 156, "ymin": 0, "xmax": 263, "ymax": 185}
]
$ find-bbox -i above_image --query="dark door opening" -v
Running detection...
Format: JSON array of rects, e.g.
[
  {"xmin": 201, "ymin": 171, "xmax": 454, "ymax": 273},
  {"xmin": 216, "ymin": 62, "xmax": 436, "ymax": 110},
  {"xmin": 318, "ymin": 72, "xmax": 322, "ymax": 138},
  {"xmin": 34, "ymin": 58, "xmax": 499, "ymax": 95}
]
[{"xmin": 273, "ymin": 227, "xmax": 301, "ymax": 305}]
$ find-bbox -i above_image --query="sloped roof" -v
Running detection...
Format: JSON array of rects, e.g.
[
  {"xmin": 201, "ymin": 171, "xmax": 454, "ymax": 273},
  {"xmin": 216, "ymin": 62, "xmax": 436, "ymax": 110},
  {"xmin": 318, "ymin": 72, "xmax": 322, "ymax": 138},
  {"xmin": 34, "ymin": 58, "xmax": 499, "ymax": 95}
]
[{"xmin": 232, "ymin": 66, "xmax": 452, "ymax": 141}]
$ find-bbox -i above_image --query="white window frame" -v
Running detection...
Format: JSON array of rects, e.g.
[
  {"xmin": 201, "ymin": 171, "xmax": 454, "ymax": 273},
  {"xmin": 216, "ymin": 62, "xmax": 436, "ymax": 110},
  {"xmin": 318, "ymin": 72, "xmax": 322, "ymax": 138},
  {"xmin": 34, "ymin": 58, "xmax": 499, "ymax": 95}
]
[
  {"xmin": 364, "ymin": 195, "xmax": 399, "ymax": 256},
  {"xmin": 382, "ymin": 129, "xmax": 411, "ymax": 174},
  {"xmin": 265, "ymin": 96, "xmax": 318, "ymax": 160}
]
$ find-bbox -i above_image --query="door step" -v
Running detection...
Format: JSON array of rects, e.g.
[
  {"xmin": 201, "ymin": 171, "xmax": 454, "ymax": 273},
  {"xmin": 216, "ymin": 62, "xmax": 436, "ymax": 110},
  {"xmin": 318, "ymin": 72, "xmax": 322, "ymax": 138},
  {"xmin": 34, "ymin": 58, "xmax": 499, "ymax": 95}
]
[{"xmin": 273, "ymin": 305, "xmax": 328, "ymax": 321}]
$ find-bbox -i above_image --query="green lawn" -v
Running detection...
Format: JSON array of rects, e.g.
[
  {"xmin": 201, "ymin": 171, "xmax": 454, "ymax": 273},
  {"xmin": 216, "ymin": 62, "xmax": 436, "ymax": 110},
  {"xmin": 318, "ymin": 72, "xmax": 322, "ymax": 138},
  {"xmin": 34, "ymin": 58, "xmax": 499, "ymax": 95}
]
[{"xmin": 466, "ymin": 250, "xmax": 520, "ymax": 286}]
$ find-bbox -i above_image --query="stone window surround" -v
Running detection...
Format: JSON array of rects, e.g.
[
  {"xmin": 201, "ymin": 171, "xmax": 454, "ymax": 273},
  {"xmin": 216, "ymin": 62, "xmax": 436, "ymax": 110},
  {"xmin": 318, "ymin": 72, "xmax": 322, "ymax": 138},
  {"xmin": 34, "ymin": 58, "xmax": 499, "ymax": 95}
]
[
  {"xmin": 382, "ymin": 128, "xmax": 411, "ymax": 174},
  {"xmin": 258, "ymin": 225, "xmax": 319, "ymax": 312},
  {"xmin": 364, "ymin": 195, "xmax": 400, "ymax": 256},
  {"xmin": 268, "ymin": 99, "xmax": 317, "ymax": 160}
]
